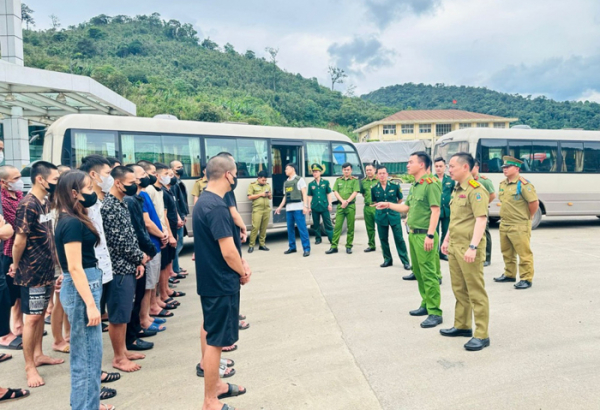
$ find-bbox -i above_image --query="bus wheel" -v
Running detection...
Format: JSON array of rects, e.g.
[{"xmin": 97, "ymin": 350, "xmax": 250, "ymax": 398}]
[{"xmin": 531, "ymin": 208, "xmax": 543, "ymax": 230}]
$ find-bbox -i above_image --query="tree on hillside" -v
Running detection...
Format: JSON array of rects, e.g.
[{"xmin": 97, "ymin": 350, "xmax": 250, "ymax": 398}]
[
  {"xmin": 244, "ymin": 50, "xmax": 256, "ymax": 59},
  {"xmin": 21, "ymin": 3, "xmax": 35, "ymax": 29},
  {"xmin": 328, "ymin": 66, "xmax": 347, "ymax": 91},
  {"xmin": 201, "ymin": 37, "xmax": 218, "ymax": 51},
  {"xmin": 224, "ymin": 43, "xmax": 236, "ymax": 55},
  {"xmin": 49, "ymin": 14, "xmax": 60, "ymax": 30},
  {"xmin": 265, "ymin": 47, "xmax": 279, "ymax": 92},
  {"xmin": 90, "ymin": 14, "xmax": 111, "ymax": 25}
]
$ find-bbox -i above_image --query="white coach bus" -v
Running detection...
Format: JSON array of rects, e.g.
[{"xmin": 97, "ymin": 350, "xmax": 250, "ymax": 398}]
[
  {"xmin": 42, "ymin": 114, "xmax": 364, "ymax": 235},
  {"xmin": 434, "ymin": 128, "xmax": 600, "ymax": 229}
]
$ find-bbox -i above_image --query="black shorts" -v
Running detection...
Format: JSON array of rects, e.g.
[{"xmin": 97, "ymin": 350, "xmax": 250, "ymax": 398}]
[
  {"xmin": 201, "ymin": 292, "xmax": 240, "ymax": 347},
  {"xmin": 107, "ymin": 275, "xmax": 136, "ymax": 324},
  {"xmin": 0, "ymin": 275, "xmax": 11, "ymax": 337},
  {"xmin": 1, "ymin": 255, "xmax": 19, "ymax": 305},
  {"xmin": 160, "ymin": 245, "xmax": 176, "ymax": 270},
  {"xmin": 20, "ymin": 285, "xmax": 53, "ymax": 315}
]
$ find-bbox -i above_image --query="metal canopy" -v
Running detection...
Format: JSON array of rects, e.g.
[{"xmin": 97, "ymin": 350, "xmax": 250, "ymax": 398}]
[{"xmin": 0, "ymin": 60, "xmax": 136, "ymax": 125}]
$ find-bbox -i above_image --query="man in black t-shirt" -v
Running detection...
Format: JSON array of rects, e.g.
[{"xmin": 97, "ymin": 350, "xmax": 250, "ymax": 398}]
[{"xmin": 194, "ymin": 155, "xmax": 251, "ymax": 409}]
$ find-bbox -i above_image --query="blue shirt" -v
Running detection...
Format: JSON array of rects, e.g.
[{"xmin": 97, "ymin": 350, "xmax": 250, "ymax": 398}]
[{"xmin": 140, "ymin": 191, "xmax": 162, "ymax": 254}]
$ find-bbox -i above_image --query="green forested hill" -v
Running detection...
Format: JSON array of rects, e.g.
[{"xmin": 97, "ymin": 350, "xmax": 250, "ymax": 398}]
[
  {"xmin": 361, "ymin": 83, "xmax": 600, "ymax": 130},
  {"xmin": 22, "ymin": 13, "xmax": 392, "ymax": 139}
]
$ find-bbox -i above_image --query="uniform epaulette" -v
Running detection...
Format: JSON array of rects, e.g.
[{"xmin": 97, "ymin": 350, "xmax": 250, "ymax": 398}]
[
  {"xmin": 468, "ymin": 180, "xmax": 480, "ymax": 188},
  {"xmin": 432, "ymin": 176, "xmax": 439, "ymax": 182},
  {"xmin": 519, "ymin": 177, "xmax": 529, "ymax": 185},
  {"xmin": 425, "ymin": 177, "xmax": 433, "ymax": 184},
  {"xmin": 480, "ymin": 175, "xmax": 488, "ymax": 180}
]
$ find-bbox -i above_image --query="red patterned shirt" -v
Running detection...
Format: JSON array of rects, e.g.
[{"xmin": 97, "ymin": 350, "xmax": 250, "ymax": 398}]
[{"xmin": 1, "ymin": 188, "xmax": 23, "ymax": 257}]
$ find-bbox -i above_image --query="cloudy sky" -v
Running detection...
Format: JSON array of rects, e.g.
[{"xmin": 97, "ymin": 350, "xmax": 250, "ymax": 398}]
[{"xmin": 24, "ymin": 0, "xmax": 600, "ymax": 101}]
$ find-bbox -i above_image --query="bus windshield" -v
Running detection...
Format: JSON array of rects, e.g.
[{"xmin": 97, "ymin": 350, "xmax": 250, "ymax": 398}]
[{"xmin": 434, "ymin": 141, "xmax": 469, "ymax": 162}]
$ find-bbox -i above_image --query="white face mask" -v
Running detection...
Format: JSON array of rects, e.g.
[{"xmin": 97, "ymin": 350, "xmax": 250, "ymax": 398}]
[
  {"xmin": 160, "ymin": 175, "xmax": 171, "ymax": 186},
  {"xmin": 0, "ymin": 152, "xmax": 4, "ymax": 163},
  {"xmin": 99, "ymin": 175, "xmax": 114, "ymax": 194},
  {"xmin": 7, "ymin": 178, "xmax": 24, "ymax": 192}
]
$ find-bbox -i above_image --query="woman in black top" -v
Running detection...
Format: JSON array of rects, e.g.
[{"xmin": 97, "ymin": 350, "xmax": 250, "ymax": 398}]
[{"xmin": 54, "ymin": 171, "xmax": 115, "ymax": 410}]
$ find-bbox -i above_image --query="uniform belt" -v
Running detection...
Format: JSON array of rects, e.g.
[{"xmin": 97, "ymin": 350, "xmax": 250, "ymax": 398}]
[{"xmin": 410, "ymin": 229, "xmax": 429, "ymax": 234}]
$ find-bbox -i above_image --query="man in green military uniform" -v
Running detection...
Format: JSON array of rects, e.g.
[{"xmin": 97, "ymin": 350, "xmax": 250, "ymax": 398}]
[
  {"xmin": 326, "ymin": 163, "xmax": 360, "ymax": 254},
  {"xmin": 473, "ymin": 160, "xmax": 496, "ymax": 267},
  {"xmin": 361, "ymin": 164, "xmax": 379, "ymax": 252},
  {"xmin": 370, "ymin": 166, "xmax": 411, "ymax": 269},
  {"xmin": 377, "ymin": 152, "xmax": 442, "ymax": 328},
  {"xmin": 440, "ymin": 152, "xmax": 490, "ymax": 351},
  {"xmin": 494, "ymin": 156, "xmax": 539, "ymax": 290},
  {"xmin": 434, "ymin": 157, "xmax": 453, "ymax": 262},
  {"xmin": 307, "ymin": 164, "xmax": 334, "ymax": 244},
  {"xmin": 247, "ymin": 170, "xmax": 272, "ymax": 253}
]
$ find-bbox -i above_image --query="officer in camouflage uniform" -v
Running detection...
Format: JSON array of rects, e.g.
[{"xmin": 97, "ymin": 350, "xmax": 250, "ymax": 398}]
[
  {"xmin": 361, "ymin": 163, "xmax": 379, "ymax": 252},
  {"xmin": 370, "ymin": 165, "xmax": 411, "ymax": 269},
  {"xmin": 473, "ymin": 159, "xmax": 496, "ymax": 267},
  {"xmin": 440, "ymin": 152, "xmax": 490, "ymax": 352},
  {"xmin": 307, "ymin": 164, "xmax": 333, "ymax": 244},
  {"xmin": 247, "ymin": 170, "xmax": 272, "ymax": 253},
  {"xmin": 326, "ymin": 163, "xmax": 360, "ymax": 254},
  {"xmin": 494, "ymin": 156, "xmax": 539, "ymax": 290}
]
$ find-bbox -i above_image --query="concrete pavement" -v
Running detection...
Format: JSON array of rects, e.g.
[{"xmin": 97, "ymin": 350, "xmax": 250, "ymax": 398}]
[{"xmin": 1, "ymin": 216, "xmax": 600, "ymax": 409}]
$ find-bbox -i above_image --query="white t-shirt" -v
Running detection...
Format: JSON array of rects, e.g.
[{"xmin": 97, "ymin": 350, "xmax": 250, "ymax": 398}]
[
  {"xmin": 88, "ymin": 199, "xmax": 114, "ymax": 284},
  {"xmin": 285, "ymin": 176, "xmax": 307, "ymax": 211},
  {"xmin": 146, "ymin": 185, "xmax": 166, "ymax": 231}
]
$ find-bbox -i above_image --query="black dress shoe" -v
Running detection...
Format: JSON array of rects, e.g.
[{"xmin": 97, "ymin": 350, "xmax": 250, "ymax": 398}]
[
  {"xmin": 439, "ymin": 277, "xmax": 442, "ymax": 285},
  {"xmin": 284, "ymin": 248, "xmax": 297, "ymax": 254},
  {"xmin": 303, "ymin": 251, "xmax": 310, "ymax": 257},
  {"xmin": 380, "ymin": 260, "xmax": 393, "ymax": 268},
  {"xmin": 403, "ymin": 264, "xmax": 412, "ymax": 271},
  {"xmin": 259, "ymin": 246, "xmax": 270, "ymax": 251},
  {"xmin": 364, "ymin": 247, "xmax": 376, "ymax": 253},
  {"xmin": 127, "ymin": 339, "xmax": 154, "ymax": 351},
  {"xmin": 247, "ymin": 247, "xmax": 254, "ymax": 253},
  {"xmin": 439, "ymin": 254, "xmax": 449, "ymax": 261},
  {"xmin": 514, "ymin": 280, "xmax": 532, "ymax": 289},
  {"xmin": 409, "ymin": 306, "xmax": 428, "ymax": 316},
  {"xmin": 420, "ymin": 315, "xmax": 443, "ymax": 328},
  {"xmin": 494, "ymin": 274, "xmax": 516, "ymax": 283},
  {"xmin": 483, "ymin": 261, "xmax": 490, "ymax": 267},
  {"xmin": 402, "ymin": 272, "xmax": 416, "ymax": 280},
  {"xmin": 346, "ymin": 248, "xmax": 352, "ymax": 254},
  {"xmin": 315, "ymin": 238, "xmax": 322, "ymax": 245},
  {"xmin": 325, "ymin": 248, "xmax": 338, "ymax": 254},
  {"xmin": 439, "ymin": 327, "xmax": 473, "ymax": 337},
  {"xmin": 464, "ymin": 337, "xmax": 490, "ymax": 351}
]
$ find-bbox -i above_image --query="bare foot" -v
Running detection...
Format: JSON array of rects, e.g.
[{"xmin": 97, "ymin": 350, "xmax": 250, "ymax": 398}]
[
  {"xmin": 34, "ymin": 355, "xmax": 65, "ymax": 367},
  {"xmin": 26, "ymin": 367, "xmax": 45, "ymax": 388},
  {"xmin": 100, "ymin": 404, "xmax": 115, "ymax": 410},
  {"xmin": 125, "ymin": 351, "xmax": 145, "ymax": 361},
  {"xmin": 52, "ymin": 340, "xmax": 70, "ymax": 353},
  {"xmin": 113, "ymin": 357, "xmax": 141, "ymax": 372}
]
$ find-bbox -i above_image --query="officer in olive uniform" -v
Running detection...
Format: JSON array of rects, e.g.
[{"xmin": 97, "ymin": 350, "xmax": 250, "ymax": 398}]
[
  {"xmin": 370, "ymin": 165, "xmax": 411, "ymax": 269},
  {"xmin": 247, "ymin": 170, "xmax": 272, "ymax": 253},
  {"xmin": 191, "ymin": 168, "xmax": 208, "ymax": 204},
  {"xmin": 307, "ymin": 164, "xmax": 334, "ymax": 244},
  {"xmin": 473, "ymin": 160, "xmax": 496, "ymax": 267},
  {"xmin": 326, "ymin": 163, "xmax": 360, "ymax": 254},
  {"xmin": 361, "ymin": 164, "xmax": 379, "ymax": 252},
  {"xmin": 494, "ymin": 156, "xmax": 539, "ymax": 290},
  {"xmin": 434, "ymin": 157, "xmax": 453, "ymax": 262},
  {"xmin": 440, "ymin": 152, "xmax": 490, "ymax": 351}
]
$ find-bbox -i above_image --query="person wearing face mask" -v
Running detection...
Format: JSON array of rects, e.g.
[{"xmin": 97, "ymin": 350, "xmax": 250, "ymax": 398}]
[
  {"xmin": 170, "ymin": 161, "xmax": 189, "ymax": 277},
  {"xmin": 10, "ymin": 161, "xmax": 64, "ymax": 388},
  {"xmin": 0, "ymin": 165, "xmax": 24, "ymax": 351},
  {"xmin": 0, "ymin": 140, "xmax": 4, "ymax": 165},
  {"xmin": 53, "ymin": 170, "xmax": 115, "ymax": 410},
  {"xmin": 101, "ymin": 166, "xmax": 149, "ymax": 373}
]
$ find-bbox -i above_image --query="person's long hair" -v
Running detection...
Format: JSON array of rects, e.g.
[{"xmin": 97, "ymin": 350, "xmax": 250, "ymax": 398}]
[{"xmin": 54, "ymin": 170, "xmax": 100, "ymax": 246}]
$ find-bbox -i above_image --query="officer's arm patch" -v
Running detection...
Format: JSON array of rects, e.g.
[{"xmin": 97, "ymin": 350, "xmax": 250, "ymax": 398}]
[{"xmin": 475, "ymin": 192, "xmax": 482, "ymax": 202}]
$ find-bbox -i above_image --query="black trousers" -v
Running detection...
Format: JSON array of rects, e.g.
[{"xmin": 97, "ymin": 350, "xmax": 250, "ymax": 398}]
[{"xmin": 125, "ymin": 274, "xmax": 146, "ymax": 346}]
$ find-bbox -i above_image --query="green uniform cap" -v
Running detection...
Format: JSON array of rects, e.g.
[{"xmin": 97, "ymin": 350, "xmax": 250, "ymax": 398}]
[
  {"xmin": 311, "ymin": 163, "xmax": 325, "ymax": 172},
  {"xmin": 502, "ymin": 156, "xmax": 523, "ymax": 168}
]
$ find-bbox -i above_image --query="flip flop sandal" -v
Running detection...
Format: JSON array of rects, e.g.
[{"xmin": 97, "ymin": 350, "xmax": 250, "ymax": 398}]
[
  {"xmin": 169, "ymin": 291, "xmax": 186, "ymax": 298},
  {"xmin": 0, "ymin": 388, "xmax": 30, "ymax": 403},
  {"xmin": 150, "ymin": 309, "xmax": 174, "ymax": 318},
  {"xmin": 44, "ymin": 316, "xmax": 51, "ymax": 325},
  {"xmin": 174, "ymin": 273, "xmax": 186, "ymax": 280},
  {"xmin": 102, "ymin": 323, "xmax": 109, "ymax": 333},
  {"xmin": 222, "ymin": 358, "xmax": 235, "ymax": 368},
  {"xmin": 222, "ymin": 344, "xmax": 238, "ymax": 353},
  {"xmin": 0, "ymin": 337, "xmax": 22, "ymax": 350},
  {"xmin": 0, "ymin": 353, "xmax": 12, "ymax": 363},
  {"xmin": 218, "ymin": 383, "xmax": 247, "ymax": 400},
  {"xmin": 101, "ymin": 371, "xmax": 121, "ymax": 383},
  {"xmin": 163, "ymin": 297, "xmax": 180, "ymax": 307},
  {"xmin": 42, "ymin": 330, "xmax": 48, "ymax": 337},
  {"xmin": 238, "ymin": 314, "xmax": 246, "ymax": 321},
  {"xmin": 239, "ymin": 321, "xmax": 250, "ymax": 330},
  {"xmin": 100, "ymin": 386, "xmax": 117, "ymax": 400},
  {"xmin": 153, "ymin": 317, "xmax": 167, "ymax": 325},
  {"xmin": 137, "ymin": 328, "xmax": 157, "ymax": 337},
  {"xmin": 196, "ymin": 363, "xmax": 236, "ymax": 378},
  {"xmin": 163, "ymin": 303, "xmax": 178, "ymax": 310},
  {"xmin": 144, "ymin": 322, "xmax": 166, "ymax": 332},
  {"xmin": 178, "ymin": 268, "xmax": 188, "ymax": 273},
  {"xmin": 221, "ymin": 404, "xmax": 236, "ymax": 410},
  {"xmin": 100, "ymin": 403, "xmax": 116, "ymax": 410},
  {"xmin": 168, "ymin": 278, "xmax": 180, "ymax": 284}
]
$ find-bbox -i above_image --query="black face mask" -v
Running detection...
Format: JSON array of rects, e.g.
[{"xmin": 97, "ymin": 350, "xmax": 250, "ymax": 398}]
[
  {"xmin": 45, "ymin": 181, "xmax": 57, "ymax": 195},
  {"xmin": 148, "ymin": 174, "xmax": 157, "ymax": 185},
  {"xmin": 170, "ymin": 177, "xmax": 178, "ymax": 186},
  {"xmin": 228, "ymin": 174, "xmax": 238, "ymax": 191},
  {"xmin": 122, "ymin": 183, "xmax": 138, "ymax": 197},
  {"xmin": 79, "ymin": 191, "xmax": 98, "ymax": 208},
  {"xmin": 176, "ymin": 168, "xmax": 184, "ymax": 177},
  {"xmin": 139, "ymin": 176, "xmax": 151, "ymax": 188}
]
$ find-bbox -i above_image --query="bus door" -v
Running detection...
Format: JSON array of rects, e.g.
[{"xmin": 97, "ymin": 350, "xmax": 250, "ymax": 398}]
[{"xmin": 271, "ymin": 140, "xmax": 303, "ymax": 224}]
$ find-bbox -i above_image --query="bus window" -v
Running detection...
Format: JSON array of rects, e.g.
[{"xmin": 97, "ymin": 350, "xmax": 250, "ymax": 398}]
[
  {"xmin": 332, "ymin": 142, "xmax": 362, "ymax": 176},
  {"xmin": 305, "ymin": 141, "xmax": 332, "ymax": 176},
  {"xmin": 205, "ymin": 138, "xmax": 236, "ymax": 161},
  {"xmin": 121, "ymin": 134, "xmax": 162, "ymax": 164},
  {"xmin": 477, "ymin": 139, "xmax": 506, "ymax": 173},
  {"xmin": 530, "ymin": 141, "xmax": 559, "ymax": 172},
  {"xmin": 583, "ymin": 142, "xmax": 600, "ymax": 173},
  {"xmin": 508, "ymin": 140, "xmax": 533, "ymax": 172},
  {"xmin": 560, "ymin": 142, "xmax": 584, "ymax": 173},
  {"xmin": 437, "ymin": 141, "xmax": 470, "ymax": 165},
  {"xmin": 70, "ymin": 130, "xmax": 117, "ymax": 168},
  {"xmin": 163, "ymin": 135, "xmax": 201, "ymax": 178},
  {"xmin": 204, "ymin": 137, "xmax": 268, "ymax": 178}
]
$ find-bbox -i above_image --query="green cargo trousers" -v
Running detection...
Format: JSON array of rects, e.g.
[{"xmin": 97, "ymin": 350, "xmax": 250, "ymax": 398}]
[
  {"xmin": 331, "ymin": 204, "xmax": 356, "ymax": 249},
  {"xmin": 312, "ymin": 209, "xmax": 333, "ymax": 243},
  {"xmin": 377, "ymin": 222, "xmax": 410, "ymax": 265},
  {"xmin": 409, "ymin": 232, "xmax": 442, "ymax": 316},
  {"xmin": 364, "ymin": 205, "xmax": 376, "ymax": 250}
]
